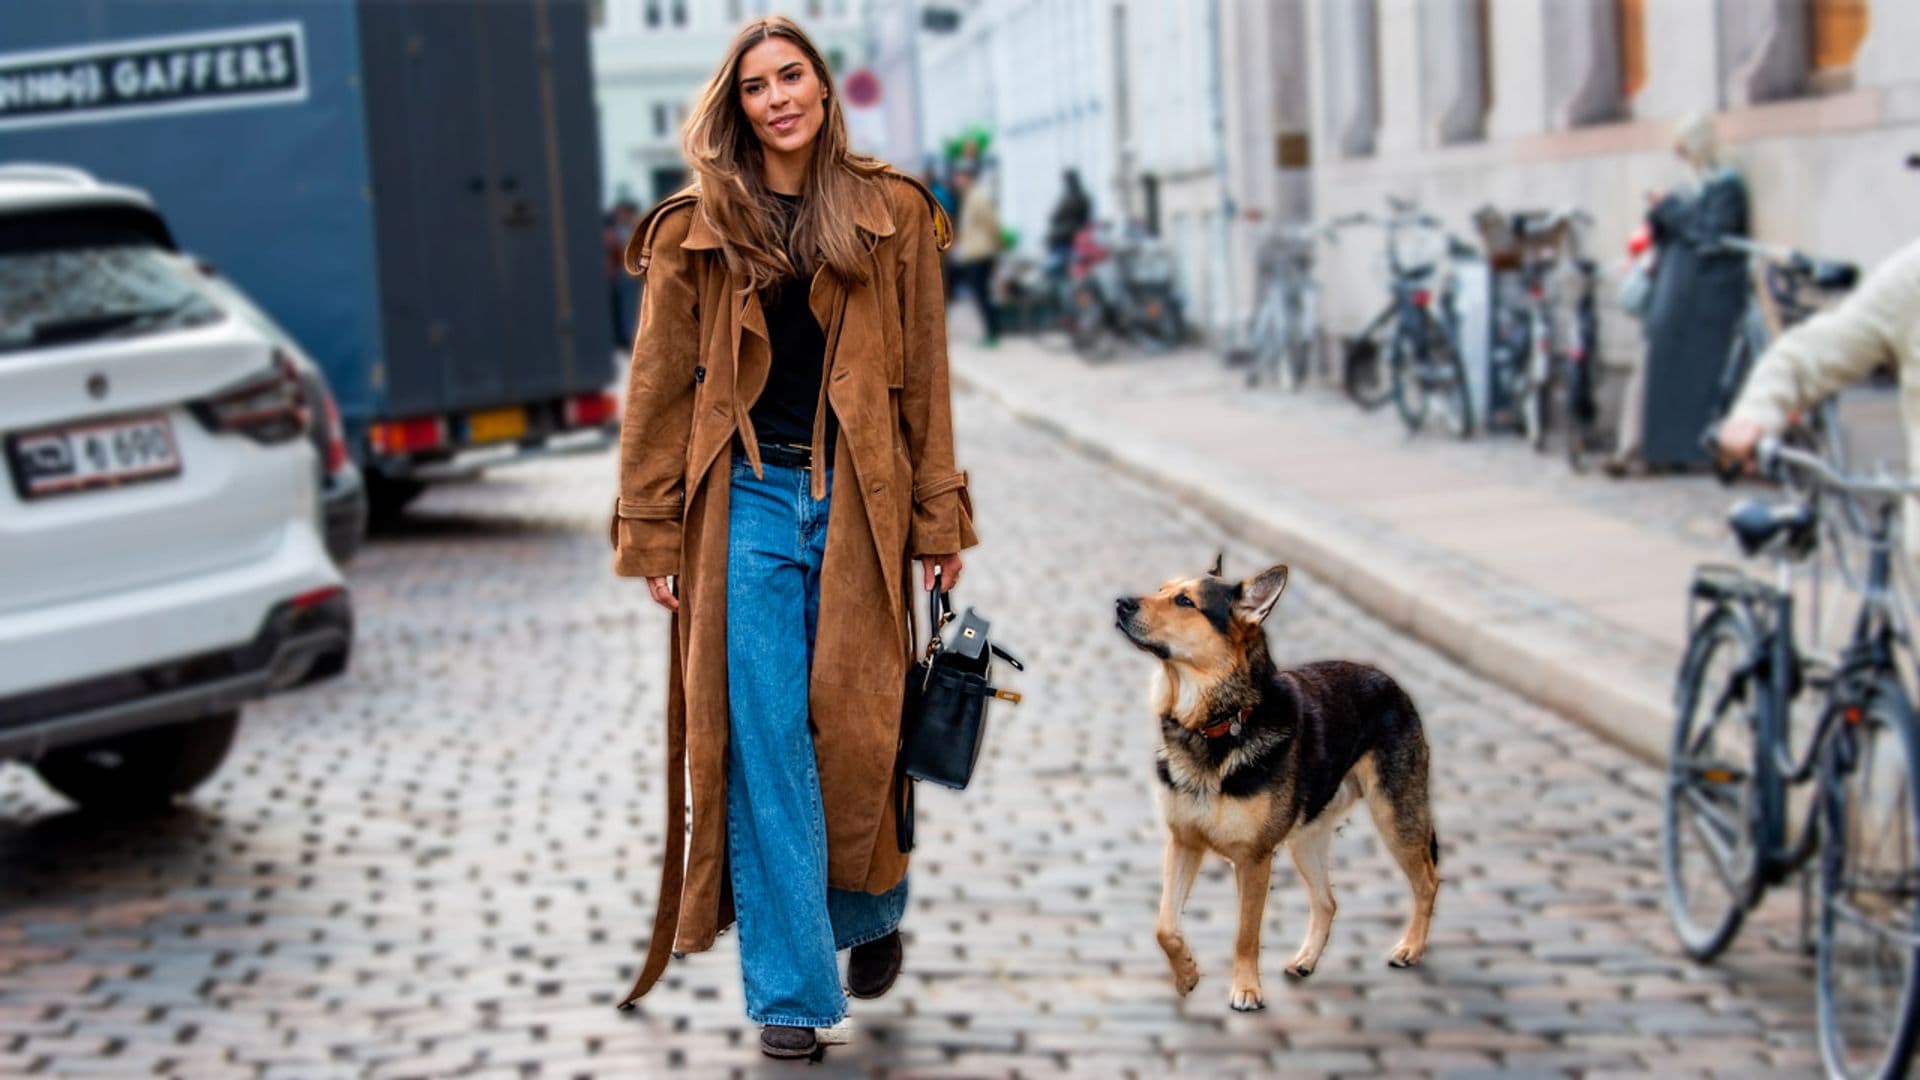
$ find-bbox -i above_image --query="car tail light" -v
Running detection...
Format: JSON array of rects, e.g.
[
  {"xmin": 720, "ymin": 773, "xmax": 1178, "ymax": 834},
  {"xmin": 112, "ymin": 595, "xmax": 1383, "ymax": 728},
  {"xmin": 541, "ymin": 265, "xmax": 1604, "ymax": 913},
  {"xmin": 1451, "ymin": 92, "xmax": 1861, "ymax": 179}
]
[
  {"xmin": 368, "ymin": 416, "xmax": 448, "ymax": 455},
  {"xmin": 563, "ymin": 391, "xmax": 617, "ymax": 428},
  {"xmin": 318, "ymin": 385, "xmax": 349, "ymax": 473},
  {"xmin": 290, "ymin": 585, "xmax": 344, "ymax": 611},
  {"xmin": 203, "ymin": 350, "xmax": 309, "ymax": 444}
]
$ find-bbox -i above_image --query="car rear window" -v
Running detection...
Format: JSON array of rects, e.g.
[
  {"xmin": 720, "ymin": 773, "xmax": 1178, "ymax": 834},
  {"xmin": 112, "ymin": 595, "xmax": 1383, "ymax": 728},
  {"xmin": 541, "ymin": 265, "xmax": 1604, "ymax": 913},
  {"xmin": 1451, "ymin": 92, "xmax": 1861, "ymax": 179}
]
[{"xmin": 0, "ymin": 212, "xmax": 221, "ymax": 354}]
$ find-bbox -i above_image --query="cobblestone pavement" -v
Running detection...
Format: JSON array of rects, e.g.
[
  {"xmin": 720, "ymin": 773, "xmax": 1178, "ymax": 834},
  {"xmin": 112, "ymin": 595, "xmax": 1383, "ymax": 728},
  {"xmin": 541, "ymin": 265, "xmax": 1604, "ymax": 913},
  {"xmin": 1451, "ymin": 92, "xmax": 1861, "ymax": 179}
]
[{"xmin": 0, "ymin": 389, "xmax": 1826, "ymax": 1077}]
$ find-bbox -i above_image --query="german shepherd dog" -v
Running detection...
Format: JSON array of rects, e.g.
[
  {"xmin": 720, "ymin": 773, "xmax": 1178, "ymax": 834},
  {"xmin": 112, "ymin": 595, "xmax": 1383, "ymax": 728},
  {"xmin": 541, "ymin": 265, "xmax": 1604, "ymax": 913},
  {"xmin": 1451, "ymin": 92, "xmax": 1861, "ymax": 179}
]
[{"xmin": 1114, "ymin": 559, "xmax": 1439, "ymax": 1011}]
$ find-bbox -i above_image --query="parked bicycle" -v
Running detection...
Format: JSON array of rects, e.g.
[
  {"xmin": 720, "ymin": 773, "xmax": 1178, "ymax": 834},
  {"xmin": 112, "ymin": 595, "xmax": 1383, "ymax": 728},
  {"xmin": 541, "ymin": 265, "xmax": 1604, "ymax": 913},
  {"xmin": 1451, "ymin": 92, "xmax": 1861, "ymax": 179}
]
[
  {"xmin": 1226, "ymin": 218, "xmax": 1329, "ymax": 390},
  {"xmin": 1336, "ymin": 200, "xmax": 1475, "ymax": 438},
  {"xmin": 1065, "ymin": 222, "xmax": 1184, "ymax": 361},
  {"xmin": 1667, "ymin": 434, "xmax": 1920, "ymax": 1079},
  {"xmin": 1476, "ymin": 205, "xmax": 1605, "ymax": 469}
]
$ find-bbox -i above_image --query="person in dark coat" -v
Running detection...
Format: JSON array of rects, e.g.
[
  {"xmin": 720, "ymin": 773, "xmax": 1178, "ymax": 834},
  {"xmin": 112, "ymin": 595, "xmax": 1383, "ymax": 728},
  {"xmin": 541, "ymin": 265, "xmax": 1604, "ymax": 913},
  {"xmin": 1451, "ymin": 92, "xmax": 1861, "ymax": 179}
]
[
  {"xmin": 1606, "ymin": 114, "xmax": 1749, "ymax": 474},
  {"xmin": 1045, "ymin": 169, "xmax": 1092, "ymax": 276}
]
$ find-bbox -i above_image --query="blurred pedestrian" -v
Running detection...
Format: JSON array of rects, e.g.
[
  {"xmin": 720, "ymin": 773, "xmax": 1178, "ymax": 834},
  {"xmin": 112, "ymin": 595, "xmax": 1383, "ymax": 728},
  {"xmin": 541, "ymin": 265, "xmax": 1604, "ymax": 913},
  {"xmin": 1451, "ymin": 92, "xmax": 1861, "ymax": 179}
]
[
  {"xmin": 1718, "ymin": 236, "xmax": 1920, "ymax": 565},
  {"xmin": 609, "ymin": 14, "xmax": 977, "ymax": 1062},
  {"xmin": 1045, "ymin": 169, "xmax": 1091, "ymax": 279},
  {"xmin": 606, "ymin": 199, "xmax": 640, "ymax": 348},
  {"xmin": 1606, "ymin": 114, "xmax": 1749, "ymax": 476},
  {"xmin": 953, "ymin": 168, "xmax": 1002, "ymax": 346}
]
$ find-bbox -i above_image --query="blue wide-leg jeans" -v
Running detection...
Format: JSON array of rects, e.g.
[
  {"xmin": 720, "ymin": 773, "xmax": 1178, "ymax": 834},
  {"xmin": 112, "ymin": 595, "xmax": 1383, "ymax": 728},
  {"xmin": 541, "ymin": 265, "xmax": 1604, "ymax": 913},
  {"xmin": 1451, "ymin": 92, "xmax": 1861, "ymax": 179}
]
[{"xmin": 725, "ymin": 457, "xmax": 907, "ymax": 1028}]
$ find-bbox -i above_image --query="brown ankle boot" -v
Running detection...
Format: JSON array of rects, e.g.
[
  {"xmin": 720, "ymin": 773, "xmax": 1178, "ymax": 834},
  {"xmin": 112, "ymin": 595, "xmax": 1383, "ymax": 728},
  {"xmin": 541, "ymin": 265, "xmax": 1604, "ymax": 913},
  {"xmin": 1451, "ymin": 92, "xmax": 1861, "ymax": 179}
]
[{"xmin": 847, "ymin": 930, "xmax": 903, "ymax": 999}]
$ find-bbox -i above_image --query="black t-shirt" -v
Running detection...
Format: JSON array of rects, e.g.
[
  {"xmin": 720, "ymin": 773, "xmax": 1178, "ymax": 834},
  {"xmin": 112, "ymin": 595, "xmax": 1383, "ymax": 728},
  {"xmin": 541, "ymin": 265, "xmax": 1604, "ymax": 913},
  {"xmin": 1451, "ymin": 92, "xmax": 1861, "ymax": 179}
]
[{"xmin": 748, "ymin": 192, "xmax": 835, "ymax": 460}]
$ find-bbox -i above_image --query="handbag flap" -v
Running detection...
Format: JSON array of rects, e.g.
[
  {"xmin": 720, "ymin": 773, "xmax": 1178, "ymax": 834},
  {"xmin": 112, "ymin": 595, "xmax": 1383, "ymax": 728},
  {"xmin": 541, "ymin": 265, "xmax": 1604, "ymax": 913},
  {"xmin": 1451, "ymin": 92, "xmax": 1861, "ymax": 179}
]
[{"xmin": 938, "ymin": 607, "xmax": 991, "ymax": 663}]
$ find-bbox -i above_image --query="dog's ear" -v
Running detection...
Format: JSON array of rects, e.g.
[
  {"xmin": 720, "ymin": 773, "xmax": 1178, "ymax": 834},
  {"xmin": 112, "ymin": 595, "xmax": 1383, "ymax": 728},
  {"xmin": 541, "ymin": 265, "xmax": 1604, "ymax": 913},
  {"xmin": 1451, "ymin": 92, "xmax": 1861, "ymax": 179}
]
[
  {"xmin": 1207, "ymin": 551, "xmax": 1225, "ymax": 578},
  {"xmin": 1233, "ymin": 564, "xmax": 1289, "ymax": 624}
]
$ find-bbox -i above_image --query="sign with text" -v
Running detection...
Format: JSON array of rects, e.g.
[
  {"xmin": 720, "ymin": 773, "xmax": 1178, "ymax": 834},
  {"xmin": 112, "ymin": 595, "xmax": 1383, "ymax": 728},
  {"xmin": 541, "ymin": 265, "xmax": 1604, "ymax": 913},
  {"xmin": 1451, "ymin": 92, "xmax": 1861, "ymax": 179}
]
[{"xmin": 0, "ymin": 22, "xmax": 308, "ymax": 132}]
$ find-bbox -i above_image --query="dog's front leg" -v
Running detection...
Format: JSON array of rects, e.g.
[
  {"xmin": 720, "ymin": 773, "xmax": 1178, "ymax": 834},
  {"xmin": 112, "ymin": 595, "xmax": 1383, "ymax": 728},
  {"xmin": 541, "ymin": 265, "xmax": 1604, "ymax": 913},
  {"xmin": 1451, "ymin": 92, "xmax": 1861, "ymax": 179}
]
[
  {"xmin": 1229, "ymin": 852, "xmax": 1273, "ymax": 1010},
  {"xmin": 1155, "ymin": 836, "xmax": 1204, "ymax": 996}
]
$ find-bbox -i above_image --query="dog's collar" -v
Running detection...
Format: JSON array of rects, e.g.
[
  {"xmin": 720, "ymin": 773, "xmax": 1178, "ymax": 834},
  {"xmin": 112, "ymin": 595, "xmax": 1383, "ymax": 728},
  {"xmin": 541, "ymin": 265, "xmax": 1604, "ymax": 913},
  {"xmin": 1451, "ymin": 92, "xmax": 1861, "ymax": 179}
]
[{"xmin": 1200, "ymin": 706, "xmax": 1253, "ymax": 740}]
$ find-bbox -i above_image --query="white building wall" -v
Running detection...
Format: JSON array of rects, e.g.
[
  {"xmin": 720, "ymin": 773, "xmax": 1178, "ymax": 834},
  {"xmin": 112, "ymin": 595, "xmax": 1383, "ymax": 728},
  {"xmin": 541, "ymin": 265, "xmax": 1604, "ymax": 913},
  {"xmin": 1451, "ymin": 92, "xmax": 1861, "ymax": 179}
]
[{"xmin": 916, "ymin": 0, "xmax": 1120, "ymax": 263}]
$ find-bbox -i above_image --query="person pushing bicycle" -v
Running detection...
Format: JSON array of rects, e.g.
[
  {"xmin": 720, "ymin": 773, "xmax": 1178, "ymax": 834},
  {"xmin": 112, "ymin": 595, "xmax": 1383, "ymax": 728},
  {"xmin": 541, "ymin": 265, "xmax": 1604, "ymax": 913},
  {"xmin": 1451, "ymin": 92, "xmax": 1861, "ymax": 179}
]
[{"xmin": 1717, "ymin": 232, "xmax": 1920, "ymax": 568}]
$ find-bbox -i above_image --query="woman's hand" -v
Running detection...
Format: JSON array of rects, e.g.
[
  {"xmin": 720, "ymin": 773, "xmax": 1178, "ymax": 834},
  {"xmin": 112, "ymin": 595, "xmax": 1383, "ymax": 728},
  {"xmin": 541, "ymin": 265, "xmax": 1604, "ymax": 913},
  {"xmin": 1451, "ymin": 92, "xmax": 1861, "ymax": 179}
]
[
  {"xmin": 1716, "ymin": 416, "xmax": 1768, "ymax": 469},
  {"xmin": 919, "ymin": 553, "xmax": 964, "ymax": 592},
  {"xmin": 645, "ymin": 576, "xmax": 679, "ymax": 612}
]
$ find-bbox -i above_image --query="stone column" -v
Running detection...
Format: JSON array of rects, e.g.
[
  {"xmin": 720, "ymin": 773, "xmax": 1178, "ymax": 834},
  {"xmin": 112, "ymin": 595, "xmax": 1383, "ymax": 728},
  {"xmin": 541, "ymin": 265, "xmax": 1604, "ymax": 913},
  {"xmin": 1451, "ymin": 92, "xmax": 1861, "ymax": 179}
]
[
  {"xmin": 1543, "ymin": 0, "xmax": 1623, "ymax": 128},
  {"xmin": 1486, "ymin": 0, "xmax": 1547, "ymax": 140},
  {"xmin": 1317, "ymin": 0, "xmax": 1380, "ymax": 157},
  {"xmin": 1720, "ymin": 0, "xmax": 1808, "ymax": 107},
  {"xmin": 1419, "ymin": 0, "xmax": 1488, "ymax": 146}
]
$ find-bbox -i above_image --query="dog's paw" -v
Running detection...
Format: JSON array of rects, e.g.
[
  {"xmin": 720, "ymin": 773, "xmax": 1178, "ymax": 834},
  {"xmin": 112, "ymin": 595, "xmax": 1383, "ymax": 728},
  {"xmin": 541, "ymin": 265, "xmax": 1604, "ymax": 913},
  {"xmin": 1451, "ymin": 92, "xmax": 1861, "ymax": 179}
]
[
  {"xmin": 1285, "ymin": 948, "xmax": 1318, "ymax": 978},
  {"xmin": 1386, "ymin": 940, "xmax": 1425, "ymax": 968},
  {"xmin": 1169, "ymin": 957, "xmax": 1200, "ymax": 997},
  {"xmin": 1228, "ymin": 983, "xmax": 1265, "ymax": 1011}
]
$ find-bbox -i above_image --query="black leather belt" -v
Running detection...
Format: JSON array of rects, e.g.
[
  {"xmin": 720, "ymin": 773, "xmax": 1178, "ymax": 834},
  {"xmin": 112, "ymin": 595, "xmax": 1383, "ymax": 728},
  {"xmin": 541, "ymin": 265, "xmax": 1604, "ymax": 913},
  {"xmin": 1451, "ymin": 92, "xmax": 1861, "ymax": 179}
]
[{"xmin": 755, "ymin": 442, "xmax": 814, "ymax": 470}]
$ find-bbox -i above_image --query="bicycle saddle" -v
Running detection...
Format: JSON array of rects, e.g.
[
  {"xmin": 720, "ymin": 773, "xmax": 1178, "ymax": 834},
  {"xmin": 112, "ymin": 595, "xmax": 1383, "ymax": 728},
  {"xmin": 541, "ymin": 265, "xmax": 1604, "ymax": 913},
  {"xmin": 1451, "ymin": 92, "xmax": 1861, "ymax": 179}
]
[
  {"xmin": 1727, "ymin": 499, "xmax": 1816, "ymax": 558},
  {"xmin": 1810, "ymin": 260, "xmax": 1858, "ymax": 291}
]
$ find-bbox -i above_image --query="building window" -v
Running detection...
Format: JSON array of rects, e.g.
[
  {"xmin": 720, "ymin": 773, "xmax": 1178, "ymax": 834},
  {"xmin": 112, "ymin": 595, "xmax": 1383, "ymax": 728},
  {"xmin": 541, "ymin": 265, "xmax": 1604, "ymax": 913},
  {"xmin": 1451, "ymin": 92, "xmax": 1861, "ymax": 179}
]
[
  {"xmin": 1617, "ymin": 0, "xmax": 1646, "ymax": 102},
  {"xmin": 653, "ymin": 103, "xmax": 669, "ymax": 138},
  {"xmin": 645, "ymin": 0, "xmax": 662, "ymax": 29},
  {"xmin": 728, "ymin": 0, "xmax": 743, "ymax": 21},
  {"xmin": 671, "ymin": 0, "xmax": 687, "ymax": 27},
  {"xmin": 807, "ymin": 0, "xmax": 823, "ymax": 18}
]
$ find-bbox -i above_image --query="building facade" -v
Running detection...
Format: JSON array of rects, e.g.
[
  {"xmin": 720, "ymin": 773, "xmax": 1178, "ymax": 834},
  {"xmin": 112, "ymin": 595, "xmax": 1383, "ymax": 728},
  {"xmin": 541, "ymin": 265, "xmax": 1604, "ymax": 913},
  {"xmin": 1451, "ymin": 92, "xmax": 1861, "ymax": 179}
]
[
  {"xmin": 1298, "ymin": 0, "xmax": 1918, "ymax": 371},
  {"xmin": 914, "ymin": 0, "xmax": 1122, "ymax": 267}
]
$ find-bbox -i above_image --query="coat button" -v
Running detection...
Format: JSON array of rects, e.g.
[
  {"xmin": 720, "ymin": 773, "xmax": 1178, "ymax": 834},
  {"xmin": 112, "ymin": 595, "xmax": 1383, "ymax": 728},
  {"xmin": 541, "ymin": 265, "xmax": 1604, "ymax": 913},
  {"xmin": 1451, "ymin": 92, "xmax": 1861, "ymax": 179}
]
[{"xmin": 693, "ymin": 365, "xmax": 706, "ymax": 383}]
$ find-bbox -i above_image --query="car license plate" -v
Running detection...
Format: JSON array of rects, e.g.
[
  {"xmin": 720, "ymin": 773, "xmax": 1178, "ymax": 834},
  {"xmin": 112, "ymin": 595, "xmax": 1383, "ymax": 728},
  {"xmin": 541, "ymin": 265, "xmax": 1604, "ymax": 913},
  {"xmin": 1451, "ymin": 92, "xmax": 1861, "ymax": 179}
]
[
  {"xmin": 9, "ymin": 414, "xmax": 182, "ymax": 499},
  {"xmin": 467, "ymin": 406, "xmax": 527, "ymax": 445}
]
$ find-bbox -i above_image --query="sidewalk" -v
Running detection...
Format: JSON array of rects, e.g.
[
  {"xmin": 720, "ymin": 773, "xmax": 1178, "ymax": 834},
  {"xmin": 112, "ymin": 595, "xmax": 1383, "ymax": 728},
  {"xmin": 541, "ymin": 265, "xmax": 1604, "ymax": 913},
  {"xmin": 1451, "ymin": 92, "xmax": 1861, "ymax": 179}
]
[{"xmin": 950, "ymin": 331, "xmax": 1900, "ymax": 764}]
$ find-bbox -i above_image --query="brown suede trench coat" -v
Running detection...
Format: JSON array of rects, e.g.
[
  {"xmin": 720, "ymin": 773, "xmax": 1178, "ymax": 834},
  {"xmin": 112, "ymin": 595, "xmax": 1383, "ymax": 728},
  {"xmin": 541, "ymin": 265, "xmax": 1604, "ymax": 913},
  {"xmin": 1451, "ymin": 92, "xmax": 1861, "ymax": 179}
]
[{"xmin": 609, "ymin": 171, "xmax": 977, "ymax": 1008}]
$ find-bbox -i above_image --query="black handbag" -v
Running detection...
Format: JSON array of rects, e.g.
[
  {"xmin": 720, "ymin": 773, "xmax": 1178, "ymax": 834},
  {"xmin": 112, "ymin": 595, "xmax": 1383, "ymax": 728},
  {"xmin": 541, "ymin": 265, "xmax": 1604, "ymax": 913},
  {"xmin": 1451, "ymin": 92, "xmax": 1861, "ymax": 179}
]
[{"xmin": 895, "ymin": 570, "xmax": 1023, "ymax": 852}]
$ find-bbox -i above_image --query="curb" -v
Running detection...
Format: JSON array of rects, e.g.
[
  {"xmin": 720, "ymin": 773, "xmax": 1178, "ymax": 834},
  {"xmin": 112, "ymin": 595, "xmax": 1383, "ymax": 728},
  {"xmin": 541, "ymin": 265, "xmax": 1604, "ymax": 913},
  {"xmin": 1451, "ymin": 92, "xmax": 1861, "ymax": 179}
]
[{"xmin": 957, "ymin": 362, "xmax": 1674, "ymax": 766}]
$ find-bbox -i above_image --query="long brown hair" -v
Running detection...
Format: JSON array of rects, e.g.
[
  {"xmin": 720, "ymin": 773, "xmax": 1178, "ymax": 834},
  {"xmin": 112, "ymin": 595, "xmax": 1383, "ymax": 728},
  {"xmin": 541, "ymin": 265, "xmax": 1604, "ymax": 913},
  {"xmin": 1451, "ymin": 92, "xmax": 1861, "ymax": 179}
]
[{"xmin": 683, "ymin": 15, "xmax": 889, "ymax": 291}]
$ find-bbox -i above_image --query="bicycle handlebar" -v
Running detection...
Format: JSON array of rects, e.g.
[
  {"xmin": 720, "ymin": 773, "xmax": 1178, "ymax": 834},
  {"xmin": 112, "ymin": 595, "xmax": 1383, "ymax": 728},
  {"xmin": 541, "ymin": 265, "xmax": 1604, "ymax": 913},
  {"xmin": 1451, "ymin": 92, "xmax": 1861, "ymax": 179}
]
[{"xmin": 1757, "ymin": 437, "xmax": 1920, "ymax": 499}]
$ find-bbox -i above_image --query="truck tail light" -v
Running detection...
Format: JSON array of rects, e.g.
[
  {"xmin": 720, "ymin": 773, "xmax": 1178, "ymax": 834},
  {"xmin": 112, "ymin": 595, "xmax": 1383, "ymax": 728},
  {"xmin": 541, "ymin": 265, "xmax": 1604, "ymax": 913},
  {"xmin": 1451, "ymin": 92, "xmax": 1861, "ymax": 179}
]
[
  {"xmin": 563, "ymin": 391, "xmax": 617, "ymax": 428},
  {"xmin": 203, "ymin": 350, "xmax": 309, "ymax": 444},
  {"xmin": 368, "ymin": 417, "xmax": 449, "ymax": 455}
]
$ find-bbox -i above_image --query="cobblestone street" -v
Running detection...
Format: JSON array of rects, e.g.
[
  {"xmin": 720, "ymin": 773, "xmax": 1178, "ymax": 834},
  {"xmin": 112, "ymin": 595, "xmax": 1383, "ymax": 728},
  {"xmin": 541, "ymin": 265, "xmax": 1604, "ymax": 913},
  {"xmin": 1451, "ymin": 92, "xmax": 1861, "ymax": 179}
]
[{"xmin": 0, "ymin": 389, "xmax": 1828, "ymax": 1077}]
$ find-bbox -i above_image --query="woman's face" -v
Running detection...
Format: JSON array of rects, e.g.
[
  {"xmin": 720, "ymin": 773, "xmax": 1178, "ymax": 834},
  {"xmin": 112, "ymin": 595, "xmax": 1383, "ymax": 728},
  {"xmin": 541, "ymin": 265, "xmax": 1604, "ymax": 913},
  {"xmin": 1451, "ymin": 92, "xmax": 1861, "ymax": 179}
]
[{"xmin": 737, "ymin": 38, "xmax": 827, "ymax": 164}]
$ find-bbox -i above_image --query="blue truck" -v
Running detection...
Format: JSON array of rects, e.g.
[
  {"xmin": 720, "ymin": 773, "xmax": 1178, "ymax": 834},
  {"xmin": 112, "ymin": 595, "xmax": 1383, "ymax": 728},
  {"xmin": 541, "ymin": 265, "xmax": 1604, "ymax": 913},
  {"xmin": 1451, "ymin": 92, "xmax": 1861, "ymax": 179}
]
[{"xmin": 0, "ymin": 0, "xmax": 617, "ymax": 518}]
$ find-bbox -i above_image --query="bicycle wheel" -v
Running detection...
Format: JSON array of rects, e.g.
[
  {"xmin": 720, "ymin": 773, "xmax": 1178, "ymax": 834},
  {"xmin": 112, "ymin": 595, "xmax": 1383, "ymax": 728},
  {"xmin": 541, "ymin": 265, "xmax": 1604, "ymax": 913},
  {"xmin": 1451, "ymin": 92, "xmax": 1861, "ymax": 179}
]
[
  {"xmin": 1424, "ymin": 319, "xmax": 1473, "ymax": 440},
  {"xmin": 1565, "ymin": 353, "xmax": 1596, "ymax": 473},
  {"xmin": 1343, "ymin": 331, "xmax": 1393, "ymax": 410},
  {"xmin": 1818, "ymin": 678, "xmax": 1920, "ymax": 1080},
  {"xmin": 1390, "ymin": 321, "xmax": 1429, "ymax": 434},
  {"xmin": 1665, "ymin": 605, "xmax": 1765, "ymax": 961},
  {"xmin": 1069, "ymin": 283, "xmax": 1116, "ymax": 362}
]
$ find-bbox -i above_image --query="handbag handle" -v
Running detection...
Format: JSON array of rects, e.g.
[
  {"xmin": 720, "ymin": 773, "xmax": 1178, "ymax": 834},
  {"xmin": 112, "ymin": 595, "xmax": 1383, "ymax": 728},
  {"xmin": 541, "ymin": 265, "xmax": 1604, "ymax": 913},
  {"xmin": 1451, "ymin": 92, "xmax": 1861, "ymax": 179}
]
[{"xmin": 925, "ymin": 565, "xmax": 954, "ymax": 650}]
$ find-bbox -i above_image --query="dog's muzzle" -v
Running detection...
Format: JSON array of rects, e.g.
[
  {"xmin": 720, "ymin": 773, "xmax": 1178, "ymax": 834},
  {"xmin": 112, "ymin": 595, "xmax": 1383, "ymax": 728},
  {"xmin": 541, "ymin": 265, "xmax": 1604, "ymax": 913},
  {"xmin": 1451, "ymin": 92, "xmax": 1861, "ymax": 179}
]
[{"xmin": 1114, "ymin": 597, "xmax": 1167, "ymax": 657}]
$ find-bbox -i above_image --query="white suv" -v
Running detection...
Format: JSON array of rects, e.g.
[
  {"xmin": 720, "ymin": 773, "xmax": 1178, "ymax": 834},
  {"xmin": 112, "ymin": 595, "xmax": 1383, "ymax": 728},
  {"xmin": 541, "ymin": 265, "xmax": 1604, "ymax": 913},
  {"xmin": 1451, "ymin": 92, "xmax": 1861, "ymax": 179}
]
[{"xmin": 0, "ymin": 164, "xmax": 351, "ymax": 810}]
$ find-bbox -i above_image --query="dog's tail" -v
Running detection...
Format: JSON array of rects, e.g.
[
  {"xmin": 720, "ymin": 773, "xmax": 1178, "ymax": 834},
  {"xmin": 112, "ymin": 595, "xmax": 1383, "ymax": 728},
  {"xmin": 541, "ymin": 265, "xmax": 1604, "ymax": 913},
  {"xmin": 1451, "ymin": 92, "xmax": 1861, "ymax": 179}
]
[{"xmin": 1430, "ymin": 828, "xmax": 1440, "ymax": 868}]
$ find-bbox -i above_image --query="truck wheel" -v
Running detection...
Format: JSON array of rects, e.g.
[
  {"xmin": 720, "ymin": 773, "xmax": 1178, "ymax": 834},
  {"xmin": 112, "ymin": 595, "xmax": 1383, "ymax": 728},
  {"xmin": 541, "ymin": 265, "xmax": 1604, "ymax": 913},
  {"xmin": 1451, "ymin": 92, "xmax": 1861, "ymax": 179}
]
[
  {"xmin": 33, "ymin": 712, "xmax": 240, "ymax": 811},
  {"xmin": 366, "ymin": 473, "xmax": 426, "ymax": 523}
]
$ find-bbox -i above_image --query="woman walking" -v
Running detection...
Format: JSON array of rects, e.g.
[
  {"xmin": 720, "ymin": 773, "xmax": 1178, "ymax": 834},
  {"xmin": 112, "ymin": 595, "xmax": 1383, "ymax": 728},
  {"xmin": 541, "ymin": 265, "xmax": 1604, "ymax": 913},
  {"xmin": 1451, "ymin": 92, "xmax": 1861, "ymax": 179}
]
[{"xmin": 609, "ymin": 15, "xmax": 976, "ymax": 1061}]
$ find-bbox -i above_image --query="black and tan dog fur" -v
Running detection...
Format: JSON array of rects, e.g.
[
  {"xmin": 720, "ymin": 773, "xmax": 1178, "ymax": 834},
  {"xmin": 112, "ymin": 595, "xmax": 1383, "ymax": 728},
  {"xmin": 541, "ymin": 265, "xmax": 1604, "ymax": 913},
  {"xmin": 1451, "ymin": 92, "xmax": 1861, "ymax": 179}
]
[{"xmin": 1114, "ymin": 558, "xmax": 1439, "ymax": 1011}]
